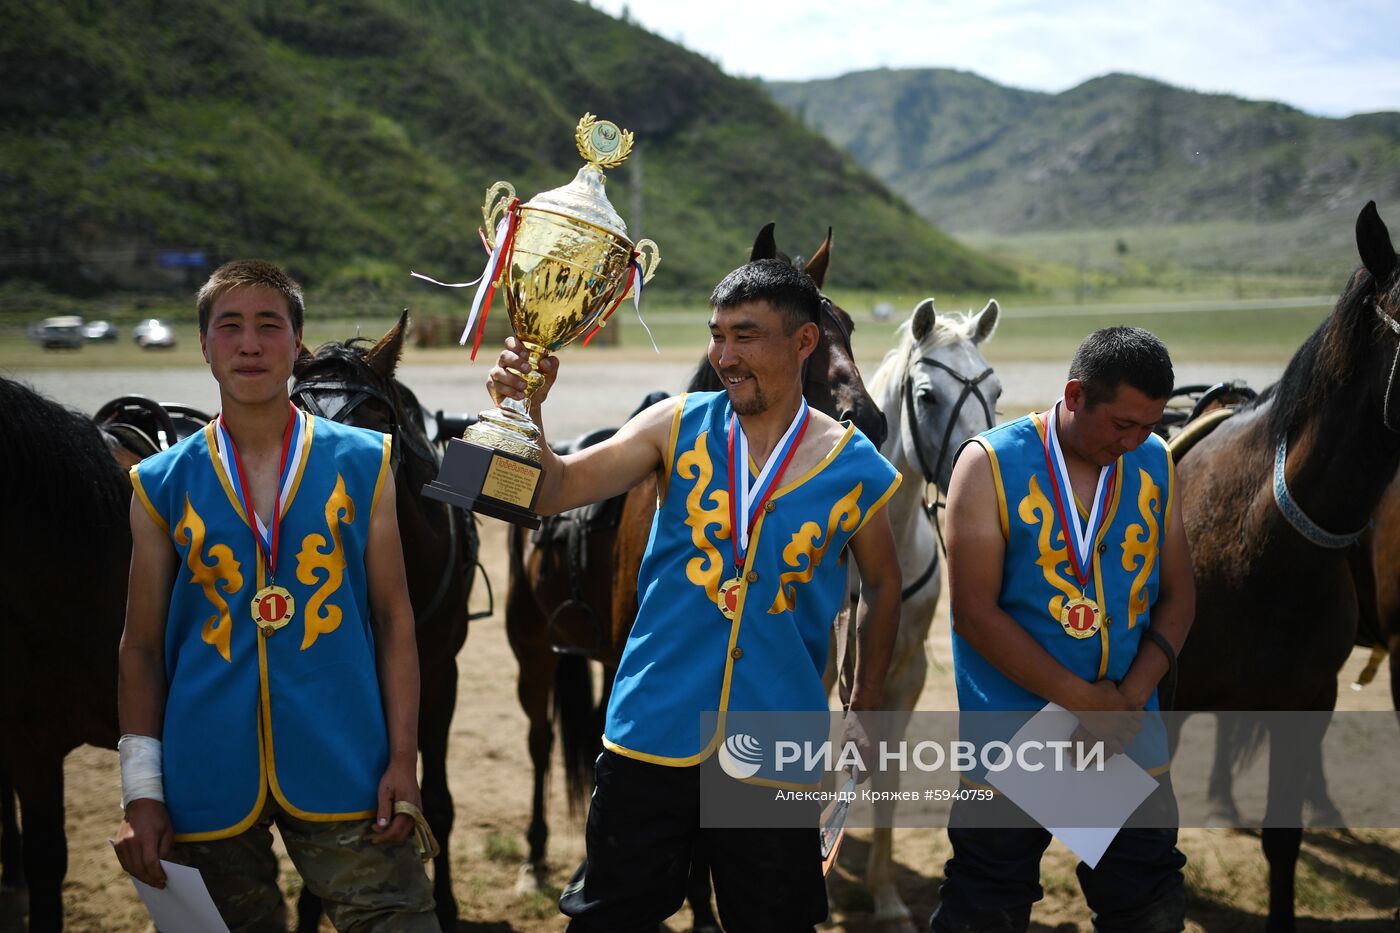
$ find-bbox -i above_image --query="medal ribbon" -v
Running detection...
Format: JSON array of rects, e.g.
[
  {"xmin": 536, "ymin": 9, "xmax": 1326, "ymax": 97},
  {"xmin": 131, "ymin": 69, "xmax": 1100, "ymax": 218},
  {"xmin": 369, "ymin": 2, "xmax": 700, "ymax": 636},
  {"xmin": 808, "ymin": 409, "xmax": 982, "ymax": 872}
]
[
  {"xmin": 726, "ymin": 399, "xmax": 810, "ymax": 567},
  {"xmin": 1043, "ymin": 401, "xmax": 1115, "ymax": 586},
  {"xmin": 216, "ymin": 403, "xmax": 301, "ymax": 580}
]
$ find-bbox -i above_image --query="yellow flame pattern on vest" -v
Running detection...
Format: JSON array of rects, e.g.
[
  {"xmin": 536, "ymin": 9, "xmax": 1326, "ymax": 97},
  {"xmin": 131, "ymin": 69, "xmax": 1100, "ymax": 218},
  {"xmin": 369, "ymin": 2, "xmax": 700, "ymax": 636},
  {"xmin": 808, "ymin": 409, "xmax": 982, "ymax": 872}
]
[
  {"xmin": 677, "ymin": 432, "xmax": 731, "ymax": 602},
  {"xmin": 295, "ymin": 475, "xmax": 355, "ymax": 650},
  {"xmin": 1017, "ymin": 475, "xmax": 1080, "ymax": 620},
  {"xmin": 1121, "ymin": 468, "xmax": 1161, "ymax": 630},
  {"xmin": 770, "ymin": 483, "xmax": 864, "ymax": 614},
  {"xmin": 174, "ymin": 493, "xmax": 244, "ymax": 663}
]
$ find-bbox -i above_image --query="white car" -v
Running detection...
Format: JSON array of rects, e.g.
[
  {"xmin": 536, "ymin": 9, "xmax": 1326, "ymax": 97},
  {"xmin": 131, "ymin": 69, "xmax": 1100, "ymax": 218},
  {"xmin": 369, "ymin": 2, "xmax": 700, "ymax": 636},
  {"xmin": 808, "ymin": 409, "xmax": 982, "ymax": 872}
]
[{"xmin": 132, "ymin": 318, "xmax": 176, "ymax": 349}]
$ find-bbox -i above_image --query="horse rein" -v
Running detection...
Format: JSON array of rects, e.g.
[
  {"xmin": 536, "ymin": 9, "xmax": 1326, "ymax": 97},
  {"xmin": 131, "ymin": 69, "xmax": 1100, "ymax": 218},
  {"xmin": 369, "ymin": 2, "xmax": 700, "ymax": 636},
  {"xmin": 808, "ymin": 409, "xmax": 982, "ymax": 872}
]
[
  {"xmin": 1377, "ymin": 300, "xmax": 1400, "ymax": 434},
  {"xmin": 903, "ymin": 353, "xmax": 996, "ymax": 561}
]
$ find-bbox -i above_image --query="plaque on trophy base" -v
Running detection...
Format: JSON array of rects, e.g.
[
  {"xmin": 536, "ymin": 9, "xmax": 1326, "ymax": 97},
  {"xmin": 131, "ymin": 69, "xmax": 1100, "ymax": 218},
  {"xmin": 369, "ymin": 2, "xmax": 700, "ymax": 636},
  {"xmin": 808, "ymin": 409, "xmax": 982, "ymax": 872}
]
[{"xmin": 423, "ymin": 437, "xmax": 542, "ymax": 529}]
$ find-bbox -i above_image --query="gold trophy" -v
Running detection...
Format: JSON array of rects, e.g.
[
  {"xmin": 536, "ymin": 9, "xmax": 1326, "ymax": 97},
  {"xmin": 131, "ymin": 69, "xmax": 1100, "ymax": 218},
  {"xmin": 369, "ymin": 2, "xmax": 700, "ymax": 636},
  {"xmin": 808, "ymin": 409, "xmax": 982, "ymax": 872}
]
[{"xmin": 423, "ymin": 114, "xmax": 660, "ymax": 528}]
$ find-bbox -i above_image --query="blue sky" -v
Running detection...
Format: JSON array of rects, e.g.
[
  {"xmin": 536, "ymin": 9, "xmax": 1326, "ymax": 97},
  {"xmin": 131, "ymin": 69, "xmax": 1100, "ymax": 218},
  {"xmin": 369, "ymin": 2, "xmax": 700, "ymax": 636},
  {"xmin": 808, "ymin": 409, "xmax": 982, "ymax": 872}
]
[{"xmin": 586, "ymin": 0, "xmax": 1400, "ymax": 117}]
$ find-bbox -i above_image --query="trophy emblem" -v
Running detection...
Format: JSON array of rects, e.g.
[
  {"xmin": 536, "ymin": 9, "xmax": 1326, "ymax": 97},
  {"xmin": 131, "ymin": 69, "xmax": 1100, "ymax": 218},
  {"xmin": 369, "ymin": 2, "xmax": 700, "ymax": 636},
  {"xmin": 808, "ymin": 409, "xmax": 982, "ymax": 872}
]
[{"xmin": 423, "ymin": 114, "xmax": 660, "ymax": 528}]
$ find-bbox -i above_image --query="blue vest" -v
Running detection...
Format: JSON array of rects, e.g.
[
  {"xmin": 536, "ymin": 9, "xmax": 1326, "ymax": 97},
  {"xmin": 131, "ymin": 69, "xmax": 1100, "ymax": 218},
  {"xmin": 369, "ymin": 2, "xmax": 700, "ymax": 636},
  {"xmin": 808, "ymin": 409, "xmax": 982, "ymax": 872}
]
[
  {"xmin": 131, "ymin": 414, "xmax": 392, "ymax": 841},
  {"xmin": 953, "ymin": 412, "xmax": 1174, "ymax": 714},
  {"xmin": 603, "ymin": 391, "xmax": 901, "ymax": 765}
]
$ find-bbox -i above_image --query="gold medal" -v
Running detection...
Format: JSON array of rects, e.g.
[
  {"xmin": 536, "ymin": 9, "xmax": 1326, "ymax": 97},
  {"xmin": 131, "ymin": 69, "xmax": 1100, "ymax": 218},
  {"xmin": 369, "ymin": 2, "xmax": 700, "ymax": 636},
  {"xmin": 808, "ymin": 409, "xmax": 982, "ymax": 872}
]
[
  {"xmin": 1060, "ymin": 597, "xmax": 1101, "ymax": 639},
  {"xmin": 717, "ymin": 576, "xmax": 742, "ymax": 621},
  {"xmin": 252, "ymin": 584, "xmax": 295, "ymax": 636}
]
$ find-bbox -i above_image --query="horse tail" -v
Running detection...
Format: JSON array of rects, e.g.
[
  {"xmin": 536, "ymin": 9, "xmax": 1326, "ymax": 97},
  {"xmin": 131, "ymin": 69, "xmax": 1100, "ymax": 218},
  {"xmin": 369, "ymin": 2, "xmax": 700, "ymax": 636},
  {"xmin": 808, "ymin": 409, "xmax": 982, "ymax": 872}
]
[{"xmin": 552, "ymin": 653, "xmax": 598, "ymax": 816}]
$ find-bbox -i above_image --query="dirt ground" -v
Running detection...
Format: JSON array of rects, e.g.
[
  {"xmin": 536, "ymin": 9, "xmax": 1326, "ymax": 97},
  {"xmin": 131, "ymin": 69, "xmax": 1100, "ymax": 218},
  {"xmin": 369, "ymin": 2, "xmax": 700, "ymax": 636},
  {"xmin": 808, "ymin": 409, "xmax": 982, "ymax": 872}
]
[{"xmin": 3, "ymin": 352, "xmax": 1400, "ymax": 932}]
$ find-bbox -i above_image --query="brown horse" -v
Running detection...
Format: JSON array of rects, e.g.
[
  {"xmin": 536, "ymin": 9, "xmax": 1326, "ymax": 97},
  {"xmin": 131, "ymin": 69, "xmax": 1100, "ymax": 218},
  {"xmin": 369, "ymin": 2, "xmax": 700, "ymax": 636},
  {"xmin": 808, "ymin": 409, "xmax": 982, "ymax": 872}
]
[
  {"xmin": 1173, "ymin": 201, "xmax": 1400, "ymax": 933},
  {"xmin": 289, "ymin": 315, "xmax": 477, "ymax": 931},
  {"xmin": 504, "ymin": 225, "xmax": 887, "ymax": 928}
]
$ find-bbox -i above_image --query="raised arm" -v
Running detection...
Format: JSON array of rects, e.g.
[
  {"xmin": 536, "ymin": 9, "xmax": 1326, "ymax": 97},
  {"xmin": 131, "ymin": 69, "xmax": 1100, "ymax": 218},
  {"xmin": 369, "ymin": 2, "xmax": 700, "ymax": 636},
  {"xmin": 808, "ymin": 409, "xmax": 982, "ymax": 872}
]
[{"xmin": 488, "ymin": 337, "xmax": 673, "ymax": 514}]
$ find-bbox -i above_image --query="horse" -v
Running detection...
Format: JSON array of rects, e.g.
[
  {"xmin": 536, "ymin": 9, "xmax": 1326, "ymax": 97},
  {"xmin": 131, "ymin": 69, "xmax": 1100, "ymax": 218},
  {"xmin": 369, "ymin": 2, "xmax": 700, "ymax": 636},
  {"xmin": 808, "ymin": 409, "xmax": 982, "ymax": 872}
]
[
  {"xmin": 833, "ymin": 295, "xmax": 1000, "ymax": 932},
  {"xmin": 289, "ymin": 314, "xmax": 478, "ymax": 932},
  {"xmin": 504, "ymin": 223, "xmax": 887, "ymax": 930},
  {"xmin": 0, "ymin": 376, "xmax": 130, "ymax": 932},
  {"xmin": 1172, "ymin": 201, "xmax": 1400, "ymax": 933}
]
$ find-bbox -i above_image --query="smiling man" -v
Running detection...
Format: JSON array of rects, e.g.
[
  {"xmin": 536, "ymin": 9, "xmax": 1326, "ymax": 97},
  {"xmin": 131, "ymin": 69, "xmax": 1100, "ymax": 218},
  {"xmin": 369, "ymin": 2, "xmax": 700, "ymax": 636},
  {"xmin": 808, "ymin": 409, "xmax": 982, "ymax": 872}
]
[
  {"xmin": 936, "ymin": 326, "xmax": 1195, "ymax": 933},
  {"xmin": 487, "ymin": 258, "xmax": 902, "ymax": 932},
  {"xmin": 112, "ymin": 260, "xmax": 438, "ymax": 931}
]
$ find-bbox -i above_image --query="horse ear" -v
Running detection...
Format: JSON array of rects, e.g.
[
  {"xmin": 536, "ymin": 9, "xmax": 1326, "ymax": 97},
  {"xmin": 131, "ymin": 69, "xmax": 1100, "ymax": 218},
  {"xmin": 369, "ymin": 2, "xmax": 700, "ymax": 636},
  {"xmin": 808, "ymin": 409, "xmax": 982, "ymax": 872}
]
[
  {"xmin": 1357, "ymin": 201, "xmax": 1396, "ymax": 282},
  {"xmin": 911, "ymin": 297, "xmax": 937, "ymax": 342},
  {"xmin": 804, "ymin": 227, "xmax": 833, "ymax": 289},
  {"xmin": 972, "ymin": 299, "xmax": 1000, "ymax": 344},
  {"xmin": 365, "ymin": 310, "xmax": 409, "ymax": 380},
  {"xmin": 750, "ymin": 222, "xmax": 777, "ymax": 261}
]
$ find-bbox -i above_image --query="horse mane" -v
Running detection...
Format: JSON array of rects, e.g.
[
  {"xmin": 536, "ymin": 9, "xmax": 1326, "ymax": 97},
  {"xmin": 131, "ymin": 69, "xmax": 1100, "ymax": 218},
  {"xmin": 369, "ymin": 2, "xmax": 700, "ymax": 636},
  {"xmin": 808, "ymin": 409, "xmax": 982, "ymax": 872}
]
[
  {"xmin": 869, "ymin": 310, "xmax": 984, "ymax": 398},
  {"xmin": 1262, "ymin": 267, "xmax": 1386, "ymax": 444},
  {"xmin": 0, "ymin": 376, "xmax": 131, "ymax": 556},
  {"xmin": 296, "ymin": 337, "xmax": 381, "ymax": 380},
  {"xmin": 294, "ymin": 337, "xmax": 437, "ymax": 470}
]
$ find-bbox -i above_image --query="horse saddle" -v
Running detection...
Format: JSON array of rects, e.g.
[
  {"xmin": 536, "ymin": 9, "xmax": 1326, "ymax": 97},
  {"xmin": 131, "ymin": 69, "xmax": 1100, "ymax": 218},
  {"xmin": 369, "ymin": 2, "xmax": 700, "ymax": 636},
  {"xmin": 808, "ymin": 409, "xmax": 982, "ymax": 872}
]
[
  {"xmin": 96, "ymin": 396, "xmax": 213, "ymax": 460},
  {"xmin": 532, "ymin": 390, "xmax": 670, "ymax": 657},
  {"xmin": 533, "ymin": 390, "xmax": 671, "ymax": 545},
  {"xmin": 1161, "ymin": 381, "xmax": 1257, "ymax": 464}
]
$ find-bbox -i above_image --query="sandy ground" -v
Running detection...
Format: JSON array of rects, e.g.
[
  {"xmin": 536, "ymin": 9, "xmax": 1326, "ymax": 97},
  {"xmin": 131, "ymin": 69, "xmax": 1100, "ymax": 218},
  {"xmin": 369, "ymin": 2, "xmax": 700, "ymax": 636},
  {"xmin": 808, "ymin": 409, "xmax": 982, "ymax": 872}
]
[{"xmin": 3, "ymin": 351, "xmax": 1399, "ymax": 932}]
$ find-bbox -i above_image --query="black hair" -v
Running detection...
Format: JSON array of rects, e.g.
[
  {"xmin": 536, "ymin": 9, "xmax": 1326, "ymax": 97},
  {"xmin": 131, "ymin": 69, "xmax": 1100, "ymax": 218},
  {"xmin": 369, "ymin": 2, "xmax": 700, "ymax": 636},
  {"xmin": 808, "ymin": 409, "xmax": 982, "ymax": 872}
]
[
  {"xmin": 709, "ymin": 258, "xmax": 822, "ymax": 334},
  {"xmin": 197, "ymin": 259, "xmax": 305, "ymax": 333},
  {"xmin": 1068, "ymin": 326, "xmax": 1174, "ymax": 406}
]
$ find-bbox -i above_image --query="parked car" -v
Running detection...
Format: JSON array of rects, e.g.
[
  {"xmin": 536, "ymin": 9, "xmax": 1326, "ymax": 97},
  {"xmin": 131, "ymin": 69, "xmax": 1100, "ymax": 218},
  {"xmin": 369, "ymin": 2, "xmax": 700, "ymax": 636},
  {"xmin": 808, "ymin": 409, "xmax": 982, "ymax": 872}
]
[
  {"xmin": 29, "ymin": 316, "xmax": 84, "ymax": 350},
  {"xmin": 132, "ymin": 318, "xmax": 176, "ymax": 349},
  {"xmin": 82, "ymin": 320, "xmax": 118, "ymax": 341}
]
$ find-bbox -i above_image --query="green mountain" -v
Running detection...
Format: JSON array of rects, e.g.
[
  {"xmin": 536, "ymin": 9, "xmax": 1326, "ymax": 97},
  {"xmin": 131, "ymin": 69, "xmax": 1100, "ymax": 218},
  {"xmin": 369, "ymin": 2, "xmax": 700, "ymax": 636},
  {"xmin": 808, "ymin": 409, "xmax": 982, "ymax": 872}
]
[
  {"xmin": 767, "ymin": 68, "xmax": 1400, "ymax": 244},
  {"xmin": 0, "ymin": 1, "xmax": 1013, "ymax": 300}
]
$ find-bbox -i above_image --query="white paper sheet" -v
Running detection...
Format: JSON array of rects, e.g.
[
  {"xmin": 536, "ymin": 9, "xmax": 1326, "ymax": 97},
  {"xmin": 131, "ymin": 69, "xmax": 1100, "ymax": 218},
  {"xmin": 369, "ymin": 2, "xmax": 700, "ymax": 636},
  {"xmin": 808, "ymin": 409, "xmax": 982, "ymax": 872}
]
[
  {"xmin": 986, "ymin": 702, "xmax": 1160, "ymax": 869},
  {"xmin": 129, "ymin": 860, "xmax": 230, "ymax": 933}
]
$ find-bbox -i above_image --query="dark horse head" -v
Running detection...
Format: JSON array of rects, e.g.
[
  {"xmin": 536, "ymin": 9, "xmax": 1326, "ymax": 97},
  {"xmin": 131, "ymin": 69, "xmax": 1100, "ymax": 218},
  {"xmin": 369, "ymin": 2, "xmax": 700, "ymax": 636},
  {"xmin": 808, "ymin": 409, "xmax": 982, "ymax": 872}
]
[
  {"xmin": 1261, "ymin": 201, "xmax": 1400, "ymax": 456},
  {"xmin": 685, "ymin": 223, "xmax": 888, "ymax": 448}
]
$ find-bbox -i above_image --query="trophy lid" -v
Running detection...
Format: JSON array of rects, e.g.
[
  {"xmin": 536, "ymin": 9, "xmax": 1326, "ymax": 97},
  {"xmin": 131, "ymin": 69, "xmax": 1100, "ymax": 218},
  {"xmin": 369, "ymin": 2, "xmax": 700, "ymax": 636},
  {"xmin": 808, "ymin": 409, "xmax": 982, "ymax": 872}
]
[{"xmin": 523, "ymin": 114, "xmax": 633, "ymax": 240}]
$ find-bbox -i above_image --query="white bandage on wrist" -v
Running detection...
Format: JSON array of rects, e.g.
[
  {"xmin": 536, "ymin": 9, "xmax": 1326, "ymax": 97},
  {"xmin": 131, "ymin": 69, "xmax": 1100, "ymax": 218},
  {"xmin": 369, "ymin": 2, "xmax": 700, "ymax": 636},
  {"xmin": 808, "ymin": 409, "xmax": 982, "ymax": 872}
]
[{"xmin": 118, "ymin": 734, "xmax": 164, "ymax": 809}]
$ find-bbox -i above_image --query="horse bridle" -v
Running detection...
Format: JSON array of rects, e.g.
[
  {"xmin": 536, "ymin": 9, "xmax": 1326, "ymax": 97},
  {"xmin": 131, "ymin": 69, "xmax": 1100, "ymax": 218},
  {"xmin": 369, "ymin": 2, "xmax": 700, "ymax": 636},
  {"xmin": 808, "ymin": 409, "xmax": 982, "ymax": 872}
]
[
  {"xmin": 903, "ymin": 352, "xmax": 996, "ymax": 492},
  {"xmin": 290, "ymin": 371, "xmax": 475, "ymax": 624},
  {"xmin": 1377, "ymin": 299, "xmax": 1400, "ymax": 434}
]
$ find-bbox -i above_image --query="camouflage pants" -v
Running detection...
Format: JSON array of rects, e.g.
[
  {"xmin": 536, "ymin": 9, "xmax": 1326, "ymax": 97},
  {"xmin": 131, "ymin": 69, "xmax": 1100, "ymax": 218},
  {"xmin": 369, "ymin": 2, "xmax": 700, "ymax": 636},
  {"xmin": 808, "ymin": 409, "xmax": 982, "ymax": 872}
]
[{"xmin": 167, "ymin": 797, "xmax": 438, "ymax": 932}]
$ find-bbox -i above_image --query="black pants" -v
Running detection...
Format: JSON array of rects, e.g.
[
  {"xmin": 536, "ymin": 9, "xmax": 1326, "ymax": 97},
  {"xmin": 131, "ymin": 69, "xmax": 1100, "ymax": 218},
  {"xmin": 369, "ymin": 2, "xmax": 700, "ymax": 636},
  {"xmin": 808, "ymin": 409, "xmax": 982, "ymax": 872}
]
[
  {"xmin": 930, "ymin": 777, "xmax": 1186, "ymax": 933},
  {"xmin": 560, "ymin": 749, "xmax": 828, "ymax": 933}
]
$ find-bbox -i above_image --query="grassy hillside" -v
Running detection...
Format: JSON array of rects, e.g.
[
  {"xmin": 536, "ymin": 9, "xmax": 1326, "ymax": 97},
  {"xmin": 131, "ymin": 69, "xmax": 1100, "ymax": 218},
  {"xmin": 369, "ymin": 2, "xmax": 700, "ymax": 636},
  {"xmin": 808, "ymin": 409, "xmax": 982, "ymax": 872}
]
[
  {"xmin": 0, "ymin": 0, "xmax": 1013, "ymax": 305},
  {"xmin": 768, "ymin": 69, "xmax": 1400, "ymax": 278}
]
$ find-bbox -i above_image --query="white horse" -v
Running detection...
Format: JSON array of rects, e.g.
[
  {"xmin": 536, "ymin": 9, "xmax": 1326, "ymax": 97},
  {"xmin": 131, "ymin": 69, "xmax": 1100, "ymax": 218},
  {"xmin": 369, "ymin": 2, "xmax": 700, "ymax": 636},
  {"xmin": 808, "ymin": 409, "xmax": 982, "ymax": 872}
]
[{"xmin": 828, "ymin": 296, "xmax": 1001, "ymax": 931}]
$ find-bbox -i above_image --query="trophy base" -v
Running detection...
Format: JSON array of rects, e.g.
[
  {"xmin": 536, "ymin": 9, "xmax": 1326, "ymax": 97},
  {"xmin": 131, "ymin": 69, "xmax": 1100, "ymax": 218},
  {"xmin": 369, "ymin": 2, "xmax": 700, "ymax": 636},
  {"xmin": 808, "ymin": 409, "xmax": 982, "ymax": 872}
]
[{"xmin": 423, "ymin": 437, "xmax": 543, "ymax": 529}]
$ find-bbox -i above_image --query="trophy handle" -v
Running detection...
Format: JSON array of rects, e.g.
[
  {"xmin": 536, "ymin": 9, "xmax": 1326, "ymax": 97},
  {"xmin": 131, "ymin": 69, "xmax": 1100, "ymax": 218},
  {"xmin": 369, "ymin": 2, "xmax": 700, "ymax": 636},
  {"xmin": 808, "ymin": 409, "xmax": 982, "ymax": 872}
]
[
  {"xmin": 634, "ymin": 239, "xmax": 661, "ymax": 284},
  {"xmin": 481, "ymin": 181, "xmax": 517, "ymax": 250}
]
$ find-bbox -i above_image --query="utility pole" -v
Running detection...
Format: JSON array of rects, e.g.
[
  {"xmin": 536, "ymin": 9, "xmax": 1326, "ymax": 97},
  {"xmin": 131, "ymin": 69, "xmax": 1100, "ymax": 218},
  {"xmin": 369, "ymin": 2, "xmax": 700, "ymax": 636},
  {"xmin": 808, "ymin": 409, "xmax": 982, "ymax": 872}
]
[{"xmin": 630, "ymin": 145, "xmax": 644, "ymax": 240}]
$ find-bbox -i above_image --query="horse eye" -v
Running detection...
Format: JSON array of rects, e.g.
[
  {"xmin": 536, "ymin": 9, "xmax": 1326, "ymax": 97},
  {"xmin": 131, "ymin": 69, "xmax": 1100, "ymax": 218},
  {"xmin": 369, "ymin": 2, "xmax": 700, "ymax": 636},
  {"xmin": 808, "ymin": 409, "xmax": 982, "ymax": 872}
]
[{"xmin": 918, "ymin": 387, "xmax": 936, "ymax": 404}]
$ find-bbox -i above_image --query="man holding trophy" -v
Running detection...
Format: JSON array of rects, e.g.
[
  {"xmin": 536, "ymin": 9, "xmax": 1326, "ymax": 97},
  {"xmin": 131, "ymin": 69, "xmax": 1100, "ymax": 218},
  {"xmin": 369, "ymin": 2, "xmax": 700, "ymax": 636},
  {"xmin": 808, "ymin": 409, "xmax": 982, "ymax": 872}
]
[
  {"xmin": 485, "ymin": 258, "xmax": 902, "ymax": 931},
  {"xmin": 430, "ymin": 114, "xmax": 902, "ymax": 931}
]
